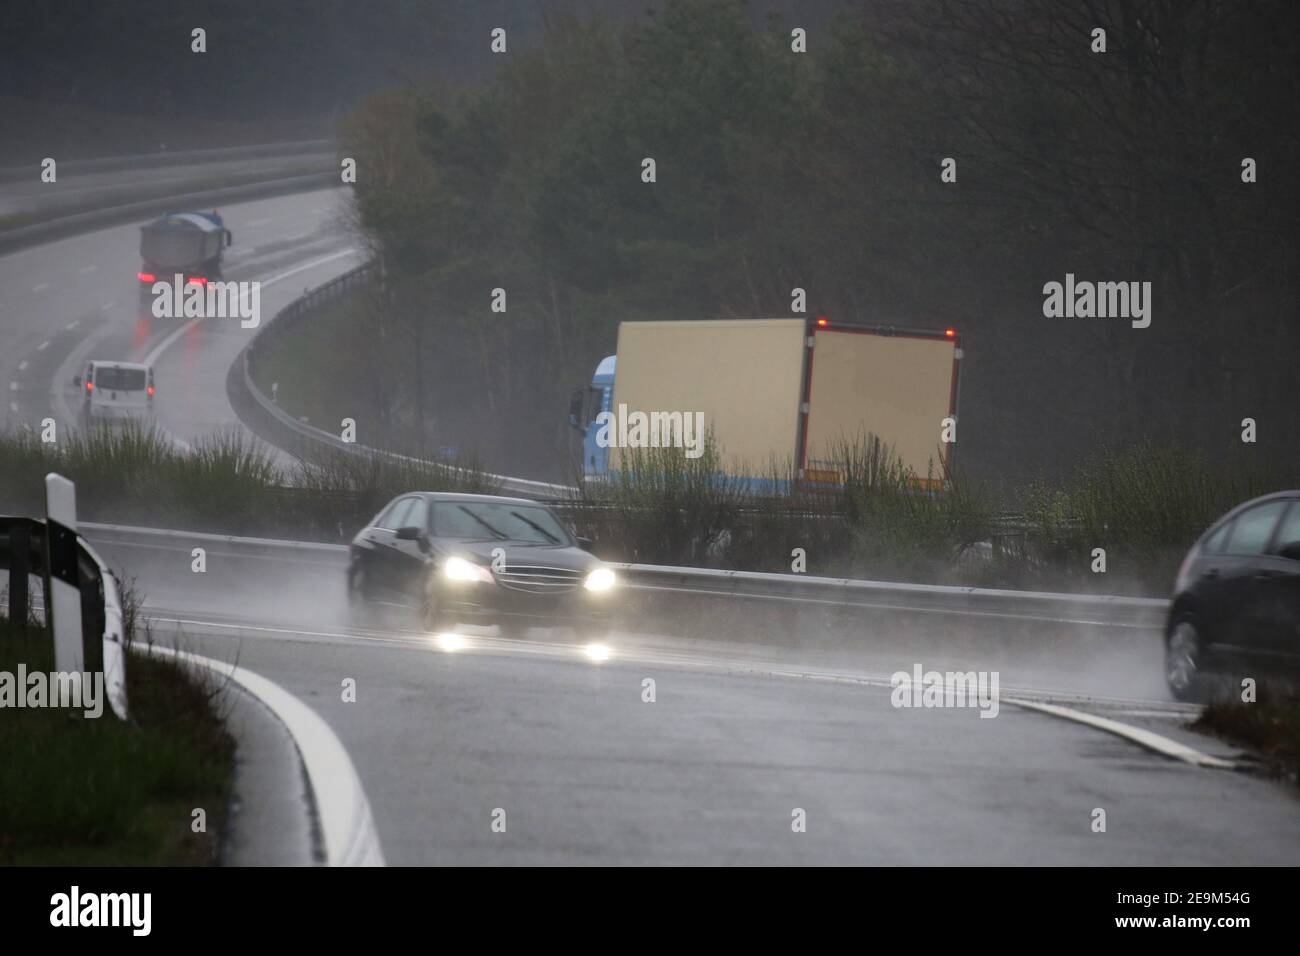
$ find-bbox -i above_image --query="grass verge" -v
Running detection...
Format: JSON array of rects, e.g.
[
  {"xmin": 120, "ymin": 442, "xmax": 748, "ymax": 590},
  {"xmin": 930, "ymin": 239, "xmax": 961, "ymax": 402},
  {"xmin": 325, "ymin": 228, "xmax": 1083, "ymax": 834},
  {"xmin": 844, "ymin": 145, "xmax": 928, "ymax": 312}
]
[
  {"xmin": 1194, "ymin": 698, "xmax": 1300, "ymax": 784},
  {"xmin": 0, "ymin": 606, "xmax": 236, "ymax": 865},
  {"xmin": 1, "ymin": 421, "xmax": 1293, "ymax": 594}
]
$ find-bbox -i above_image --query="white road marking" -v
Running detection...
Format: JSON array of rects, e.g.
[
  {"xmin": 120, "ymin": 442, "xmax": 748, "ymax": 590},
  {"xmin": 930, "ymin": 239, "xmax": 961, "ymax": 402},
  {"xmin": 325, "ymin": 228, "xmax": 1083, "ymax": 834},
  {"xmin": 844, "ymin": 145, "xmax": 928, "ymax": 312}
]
[
  {"xmin": 65, "ymin": 320, "xmax": 79, "ymax": 329},
  {"xmin": 135, "ymin": 247, "xmax": 357, "ymax": 455},
  {"xmin": 142, "ymin": 247, "xmax": 358, "ymax": 368},
  {"xmin": 37, "ymin": 340, "xmax": 50, "ymax": 351},
  {"xmin": 8, "ymin": 401, "xmax": 17, "ymax": 412},
  {"xmin": 144, "ymin": 601, "xmax": 1228, "ymax": 772},
  {"xmin": 8, "ymin": 382, "xmax": 17, "ymax": 391},
  {"xmin": 18, "ymin": 360, "xmax": 28, "ymax": 371},
  {"xmin": 141, "ymin": 644, "xmax": 385, "ymax": 866},
  {"xmin": 101, "ymin": 301, "xmax": 117, "ymax": 310},
  {"xmin": 1005, "ymin": 697, "xmax": 1238, "ymax": 769},
  {"xmin": 32, "ymin": 282, "xmax": 50, "ymax": 292},
  {"xmin": 78, "ymin": 264, "xmax": 99, "ymax": 274}
]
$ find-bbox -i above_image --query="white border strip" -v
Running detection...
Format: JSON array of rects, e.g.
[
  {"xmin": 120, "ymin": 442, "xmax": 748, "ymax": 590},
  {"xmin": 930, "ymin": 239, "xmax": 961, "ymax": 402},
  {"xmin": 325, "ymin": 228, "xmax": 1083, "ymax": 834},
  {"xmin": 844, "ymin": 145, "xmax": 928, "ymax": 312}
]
[
  {"xmin": 143, "ymin": 644, "xmax": 386, "ymax": 865},
  {"xmin": 1005, "ymin": 697, "xmax": 1238, "ymax": 769}
]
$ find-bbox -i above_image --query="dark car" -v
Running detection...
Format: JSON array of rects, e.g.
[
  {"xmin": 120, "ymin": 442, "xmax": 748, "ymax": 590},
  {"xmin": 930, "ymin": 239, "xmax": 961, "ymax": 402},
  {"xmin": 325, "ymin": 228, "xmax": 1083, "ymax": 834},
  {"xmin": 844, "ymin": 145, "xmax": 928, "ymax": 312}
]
[
  {"xmin": 347, "ymin": 492, "xmax": 617, "ymax": 638},
  {"xmin": 1165, "ymin": 491, "xmax": 1300, "ymax": 701}
]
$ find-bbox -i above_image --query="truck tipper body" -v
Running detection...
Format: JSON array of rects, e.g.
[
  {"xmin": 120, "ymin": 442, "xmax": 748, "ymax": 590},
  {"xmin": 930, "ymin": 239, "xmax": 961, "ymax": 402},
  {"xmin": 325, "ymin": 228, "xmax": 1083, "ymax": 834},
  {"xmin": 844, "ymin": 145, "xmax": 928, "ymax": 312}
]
[
  {"xmin": 137, "ymin": 211, "xmax": 232, "ymax": 285},
  {"xmin": 570, "ymin": 318, "xmax": 962, "ymax": 491}
]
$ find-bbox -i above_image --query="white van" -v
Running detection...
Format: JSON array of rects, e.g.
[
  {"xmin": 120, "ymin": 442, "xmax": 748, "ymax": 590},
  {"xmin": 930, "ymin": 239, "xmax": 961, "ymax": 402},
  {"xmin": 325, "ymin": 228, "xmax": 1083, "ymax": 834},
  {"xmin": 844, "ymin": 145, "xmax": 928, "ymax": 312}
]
[{"xmin": 75, "ymin": 361, "xmax": 155, "ymax": 421}]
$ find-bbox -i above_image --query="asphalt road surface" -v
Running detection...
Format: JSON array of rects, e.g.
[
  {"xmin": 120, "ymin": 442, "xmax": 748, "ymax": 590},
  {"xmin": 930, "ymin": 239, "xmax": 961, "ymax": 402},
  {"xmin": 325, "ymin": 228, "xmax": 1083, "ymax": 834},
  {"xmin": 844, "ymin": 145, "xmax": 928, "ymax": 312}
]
[
  {"xmin": 150, "ymin": 602, "xmax": 1300, "ymax": 866},
  {"xmin": 91, "ymin": 536, "xmax": 1300, "ymax": 866}
]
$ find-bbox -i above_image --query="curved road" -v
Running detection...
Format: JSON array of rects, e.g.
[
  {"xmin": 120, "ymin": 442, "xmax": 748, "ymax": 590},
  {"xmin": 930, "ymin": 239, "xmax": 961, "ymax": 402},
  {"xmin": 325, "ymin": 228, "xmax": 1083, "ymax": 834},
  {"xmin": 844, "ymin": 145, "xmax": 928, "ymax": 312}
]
[
  {"xmin": 1, "ymin": 187, "xmax": 360, "ymax": 449},
  {"xmin": 4, "ymin": 185, "xmax": 1297, "ymax": 865}
]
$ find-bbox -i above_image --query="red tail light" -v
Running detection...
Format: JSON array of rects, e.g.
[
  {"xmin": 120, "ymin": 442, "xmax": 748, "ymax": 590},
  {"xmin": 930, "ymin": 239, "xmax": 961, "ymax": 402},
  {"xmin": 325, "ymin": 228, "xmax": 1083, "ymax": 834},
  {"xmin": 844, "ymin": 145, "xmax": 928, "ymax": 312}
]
[
  {"xmin": 147, "ymin": 385, "xmax": 155, "ymax": 397},
  {"xmin": 945, "ymin": 328, "xmax": 956, "ymax": 338},
  {"xmin": 137, "ymin": 272, "xmax": 156, "ymax": 283},
  {"xmin": 186, "ymin": 276, "xmax": 207, "ymax": 286},
  {"xmin": 85, "ymin": 381, "xmax": 94, "ymax": 392},
  {"xmin": 815, "ymin": 316, "xmax": 829, "ymax": 328}
]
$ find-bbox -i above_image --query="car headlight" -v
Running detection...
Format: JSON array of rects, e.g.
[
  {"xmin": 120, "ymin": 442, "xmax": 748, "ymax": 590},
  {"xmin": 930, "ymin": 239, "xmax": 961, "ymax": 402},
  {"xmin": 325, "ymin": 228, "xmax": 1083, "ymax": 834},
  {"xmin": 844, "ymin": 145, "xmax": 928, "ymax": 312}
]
[
  {"xmin": 443, "ymin": 555, "xmax": 494, "ymax": 584},
  {"xmin": 584, "ymin": 567, "xmax": 616, "ymax": 592}
]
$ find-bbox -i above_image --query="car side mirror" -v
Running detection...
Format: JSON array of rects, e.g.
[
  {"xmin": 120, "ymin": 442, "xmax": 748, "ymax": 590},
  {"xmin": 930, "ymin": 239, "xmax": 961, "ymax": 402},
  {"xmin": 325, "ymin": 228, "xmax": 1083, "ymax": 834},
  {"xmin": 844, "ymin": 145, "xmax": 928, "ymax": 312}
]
[
  {"xmin": 1277, "ymin": 541, "xmax": 1300, "ymax": 562},
  {"xmin": 395, "ymin": 525, "xmax": 425, "ymax": 544},
  {"xmin": 576, "ymin": 536, "xmax": 594, "ymax": 551}
]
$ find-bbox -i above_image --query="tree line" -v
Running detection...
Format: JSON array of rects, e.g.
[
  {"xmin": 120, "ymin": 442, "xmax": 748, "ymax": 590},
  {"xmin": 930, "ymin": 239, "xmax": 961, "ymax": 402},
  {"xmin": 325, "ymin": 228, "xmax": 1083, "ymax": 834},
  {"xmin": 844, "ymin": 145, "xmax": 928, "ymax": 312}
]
[{"xmin": 341, "ymin": 0, "xmax": 1300, "ymax": 488}]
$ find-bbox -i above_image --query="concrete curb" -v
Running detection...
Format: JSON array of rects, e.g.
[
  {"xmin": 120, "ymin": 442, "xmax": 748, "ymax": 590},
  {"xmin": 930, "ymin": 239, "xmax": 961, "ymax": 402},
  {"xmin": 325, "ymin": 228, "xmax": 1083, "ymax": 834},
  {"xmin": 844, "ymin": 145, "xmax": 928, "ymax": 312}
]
[{"xmin": 142, "ymin": 643, "xmax": 385, "ymax": 866}]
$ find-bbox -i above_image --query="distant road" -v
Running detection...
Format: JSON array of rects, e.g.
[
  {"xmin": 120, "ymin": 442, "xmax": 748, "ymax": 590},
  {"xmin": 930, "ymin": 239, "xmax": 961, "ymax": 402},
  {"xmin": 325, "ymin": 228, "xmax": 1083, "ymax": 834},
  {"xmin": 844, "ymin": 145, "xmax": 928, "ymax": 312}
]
[
  {"xmin": 0, "ymin": 187, "xmax": 361, "ymax": 458},
  {"xmin": 0, "ymin": 143, "xmax": 335, "ymax": 218}
]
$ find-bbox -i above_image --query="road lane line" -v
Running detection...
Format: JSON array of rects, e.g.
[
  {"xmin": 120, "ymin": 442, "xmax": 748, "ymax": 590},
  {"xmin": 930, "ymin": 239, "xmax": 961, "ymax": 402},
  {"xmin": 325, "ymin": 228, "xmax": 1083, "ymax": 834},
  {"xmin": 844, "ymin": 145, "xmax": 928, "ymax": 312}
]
[
  {"xmin": 1004, "ymin": 697, "xmax": 1238, "ymax": 769},
  {"xmin": 37, "ymin": 340, "xmax": 49, "ymax": 351},
  {"xmin": 18, "ymin": 360, "xmax": 27, "ymax": 371},
  {"xmin": 141, "ymin": 246, "xmax": 358, "ymax": 368},
  {"xmin": 136, "ymin": 246, "xmax": 357, "ymax": 453}
]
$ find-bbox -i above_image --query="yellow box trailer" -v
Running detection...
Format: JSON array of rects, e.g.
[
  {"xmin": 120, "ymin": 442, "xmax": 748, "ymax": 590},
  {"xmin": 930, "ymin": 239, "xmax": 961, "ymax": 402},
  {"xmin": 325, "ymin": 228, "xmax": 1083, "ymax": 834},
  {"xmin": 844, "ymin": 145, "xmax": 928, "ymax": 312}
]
[{"xmin": 573, "ymin": 317, "xmax": 962, "ymax": 489}]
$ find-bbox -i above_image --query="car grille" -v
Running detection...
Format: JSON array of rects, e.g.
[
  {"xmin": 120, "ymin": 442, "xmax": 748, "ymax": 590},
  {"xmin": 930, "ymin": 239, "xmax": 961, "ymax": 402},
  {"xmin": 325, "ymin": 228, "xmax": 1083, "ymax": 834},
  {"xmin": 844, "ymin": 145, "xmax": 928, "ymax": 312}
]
[{"xmin": 494, "ymin": 565, "xmax": 584, "ymax": 594}]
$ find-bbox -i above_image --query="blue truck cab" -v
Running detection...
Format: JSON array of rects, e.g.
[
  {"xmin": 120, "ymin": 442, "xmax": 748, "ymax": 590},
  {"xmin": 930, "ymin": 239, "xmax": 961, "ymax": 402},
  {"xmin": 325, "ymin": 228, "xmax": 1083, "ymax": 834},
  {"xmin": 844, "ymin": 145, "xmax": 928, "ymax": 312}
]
[{"xmin": 569, "ymin": 355, "xmax": 615, "ymax": 479}]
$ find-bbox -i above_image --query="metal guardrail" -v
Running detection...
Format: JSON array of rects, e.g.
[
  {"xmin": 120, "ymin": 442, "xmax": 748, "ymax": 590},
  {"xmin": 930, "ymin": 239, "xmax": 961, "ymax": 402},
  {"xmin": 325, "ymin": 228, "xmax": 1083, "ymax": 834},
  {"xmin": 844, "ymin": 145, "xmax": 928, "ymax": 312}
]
[
  {"xmin": 0, "ymin": 139, "xmax": 336, "ymax": 183},
  {"xmin": 1, "ymin": 515, "xmax": 129, "ymax": 719},
  {"xmin": 0, "ymin": 171, "xmax": 339, "ymax": 255},
  {"xmin": 78, "ymin": 520, "xmax": 1170, "ymax": 631},
  {"xmin": 239, "ymin": 262, "xmax": 576, "ymax": 498}
]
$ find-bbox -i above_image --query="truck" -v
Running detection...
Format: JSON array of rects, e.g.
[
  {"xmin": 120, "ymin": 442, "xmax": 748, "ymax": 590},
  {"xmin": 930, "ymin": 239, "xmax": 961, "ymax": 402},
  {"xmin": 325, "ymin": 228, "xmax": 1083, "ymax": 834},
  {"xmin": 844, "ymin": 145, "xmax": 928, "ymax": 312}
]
[
  {"xmin": 136, "ymin": 210, "xmax": 232, "ymax": 286},
  {"xmin": 569, "ymin": 317, "xmax": 962, "ymax": 491}
]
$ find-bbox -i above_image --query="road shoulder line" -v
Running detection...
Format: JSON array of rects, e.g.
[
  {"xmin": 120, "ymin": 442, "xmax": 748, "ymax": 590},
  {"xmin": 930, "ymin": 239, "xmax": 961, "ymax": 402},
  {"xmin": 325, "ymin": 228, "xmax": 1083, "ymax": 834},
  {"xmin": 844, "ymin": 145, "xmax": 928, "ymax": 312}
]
[{"xmin": 1005, "ymin": 696, "xmax": 1239, "ymax": 769}]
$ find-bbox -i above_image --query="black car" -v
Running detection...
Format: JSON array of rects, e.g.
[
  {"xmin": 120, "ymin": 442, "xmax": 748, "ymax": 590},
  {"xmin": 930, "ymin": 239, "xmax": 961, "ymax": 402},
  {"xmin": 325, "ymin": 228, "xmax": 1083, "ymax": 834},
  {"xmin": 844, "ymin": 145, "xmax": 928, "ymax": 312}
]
[
  {"xmin": 347, "ymin": 492, "xmax": 617, "ymax": 638},
  {"xmin": 1165, "ymin": 491, "xmax": 1300, "ymax": 701}
]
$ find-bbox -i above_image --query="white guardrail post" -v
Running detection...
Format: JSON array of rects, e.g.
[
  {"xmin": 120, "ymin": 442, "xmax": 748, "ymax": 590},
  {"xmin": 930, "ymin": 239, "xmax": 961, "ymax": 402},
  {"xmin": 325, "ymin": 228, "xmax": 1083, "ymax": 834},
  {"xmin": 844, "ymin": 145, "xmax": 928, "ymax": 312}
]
[
  {"xmin": 2, "ymin": 475, "xmax": 129, "ymax": 719},
  {"xmin": 44, "ymin": 474, "xmax": 83, "ymax": 673}
]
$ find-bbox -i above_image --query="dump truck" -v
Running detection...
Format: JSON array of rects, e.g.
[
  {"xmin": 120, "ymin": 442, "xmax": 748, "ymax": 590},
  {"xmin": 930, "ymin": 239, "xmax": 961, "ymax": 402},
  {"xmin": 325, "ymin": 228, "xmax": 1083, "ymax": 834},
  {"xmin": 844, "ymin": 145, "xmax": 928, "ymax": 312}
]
[
  {"xmin": 136, "ymin": 210, "xmax": 232, "ymax": 286},
  {"xmin": 569, "ymin": 317, "xmax": 963, "ymax": 490}
]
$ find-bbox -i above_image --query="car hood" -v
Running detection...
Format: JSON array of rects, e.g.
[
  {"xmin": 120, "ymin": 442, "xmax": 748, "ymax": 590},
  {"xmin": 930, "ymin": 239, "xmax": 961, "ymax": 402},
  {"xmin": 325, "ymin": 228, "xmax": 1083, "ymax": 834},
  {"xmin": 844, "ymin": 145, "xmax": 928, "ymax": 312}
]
[{"xmin": 441, "ymin": 540, "xmax": 600, "ymax": 572}]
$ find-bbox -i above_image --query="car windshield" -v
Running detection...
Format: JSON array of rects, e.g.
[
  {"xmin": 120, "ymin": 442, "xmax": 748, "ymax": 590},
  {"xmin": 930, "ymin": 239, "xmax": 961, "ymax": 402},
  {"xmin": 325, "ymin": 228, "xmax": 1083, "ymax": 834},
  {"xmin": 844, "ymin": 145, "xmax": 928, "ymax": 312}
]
[
  {"xmin": 433, "ymin": 502, "xmax": 570, "ymax": 545},
  {"xmin": 94, "ymin": 367, "xmax": 146, "ymax": 391}
]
